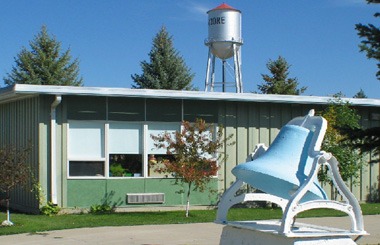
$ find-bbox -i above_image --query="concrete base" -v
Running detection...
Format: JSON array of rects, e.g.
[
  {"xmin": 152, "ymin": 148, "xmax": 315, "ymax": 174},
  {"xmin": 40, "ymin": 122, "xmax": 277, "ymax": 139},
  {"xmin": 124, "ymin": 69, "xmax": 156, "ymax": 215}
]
[
  {"xmin": 1, "ymin": 220, "xmax": 14, "ymax": 226},
  {"xmin": 220, "ymin": 220, "xmax": 357, "ymax": 245}
]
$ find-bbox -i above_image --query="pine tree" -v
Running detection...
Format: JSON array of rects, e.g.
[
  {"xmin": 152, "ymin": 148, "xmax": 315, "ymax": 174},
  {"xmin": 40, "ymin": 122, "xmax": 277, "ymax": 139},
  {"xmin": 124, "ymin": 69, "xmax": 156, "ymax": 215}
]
[
  {"xmin": 4, "ymin": 26, "xmax": 83, "ymax": 86},
  {"xmin": 131, "ymin": 26, "xmax": 194, "ymax": 90},
  {"xmin": 257, "ymin": 56, "xmax": 307, "ymax": 95},
  {"xmin": 351, "ymin": 1, "xmax": 380, "ymax": 174},
  {"xmin": 353, "ymin": 89, "xmax": 368, "ymax": 98},
  {"xmin": 355, "ymin": 0, "xmax": 380, "ymax": 80}
]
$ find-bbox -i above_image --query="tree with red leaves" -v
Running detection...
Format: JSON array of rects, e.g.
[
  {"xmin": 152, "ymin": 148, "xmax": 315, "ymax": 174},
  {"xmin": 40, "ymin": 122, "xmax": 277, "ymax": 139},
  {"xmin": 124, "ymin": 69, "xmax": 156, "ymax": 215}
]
[
  {"xmin": 151, "ymin": 119, "xmax": 233, "ymax": 217},
  {"xmin": 0, "ymin": 145, "xmax": 32, "ymax": 226}
]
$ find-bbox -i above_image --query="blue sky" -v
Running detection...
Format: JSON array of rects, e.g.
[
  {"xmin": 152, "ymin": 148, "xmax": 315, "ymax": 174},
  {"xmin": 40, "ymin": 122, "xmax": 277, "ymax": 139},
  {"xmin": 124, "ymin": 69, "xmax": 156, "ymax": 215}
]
[{"xmin": 1, "ymin": 0, "xmax": 379, "ymax": 98}]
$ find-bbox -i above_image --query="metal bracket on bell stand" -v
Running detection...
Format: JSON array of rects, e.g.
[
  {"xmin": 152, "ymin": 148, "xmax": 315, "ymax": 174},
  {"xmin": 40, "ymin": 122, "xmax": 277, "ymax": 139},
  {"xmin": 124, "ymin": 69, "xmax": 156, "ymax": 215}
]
[
  {"xmin": 216, "ymin": 110, "xmax": 368, "ymax": 245},
  {"xmin": 216, "ymin": 143, "xmax": 289, "ymax": 223},
  {"xmin": 215, "ymin": 146, "xmax": 368, "ymax": 238},
  {"xmin": 216, "ymin": 179, "xmax": 289, "ymax": 224},
  {"xmin": 280, "ymin": 152, "xmax": 367, "ymax": 237}
]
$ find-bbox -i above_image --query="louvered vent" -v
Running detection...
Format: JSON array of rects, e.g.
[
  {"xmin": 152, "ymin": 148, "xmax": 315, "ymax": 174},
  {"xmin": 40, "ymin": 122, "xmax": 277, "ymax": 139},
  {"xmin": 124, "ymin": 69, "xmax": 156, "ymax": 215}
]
[{"xmin": 127, "ymin": 193, "xmax": 165, "ymax": 204}]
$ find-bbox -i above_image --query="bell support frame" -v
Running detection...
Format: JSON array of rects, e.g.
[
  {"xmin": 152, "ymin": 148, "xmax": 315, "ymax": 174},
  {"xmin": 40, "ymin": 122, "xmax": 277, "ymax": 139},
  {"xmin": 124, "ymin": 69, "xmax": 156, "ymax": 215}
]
[{"xmin": 215, "ymin": 110, "xmax": 367, "ymax": 238}]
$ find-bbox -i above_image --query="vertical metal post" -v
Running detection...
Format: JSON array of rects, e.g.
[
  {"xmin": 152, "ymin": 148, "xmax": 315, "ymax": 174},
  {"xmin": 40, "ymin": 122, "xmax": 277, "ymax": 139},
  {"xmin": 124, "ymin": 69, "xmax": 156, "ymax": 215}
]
[
  {"xmin": 210, "ymin": 54, "xmax": 216, "ymax": 92},
  {"xmin": 222, "ymin": 60, "xmax": 226, "ymax": 92},
  {"xmin": 233, "ymin": 43, "xmax": 243, "ymax": 93},
  {"xmin": 238, "ymin": 46, "xmax": 243, "ymax": 92},
  {"xmin": 205, "ymin": 48, "xmax": 212, "ymax": 92},
  {"xmin": 205, "ymin": 43, "xmax": 243, "ymax": 93}
]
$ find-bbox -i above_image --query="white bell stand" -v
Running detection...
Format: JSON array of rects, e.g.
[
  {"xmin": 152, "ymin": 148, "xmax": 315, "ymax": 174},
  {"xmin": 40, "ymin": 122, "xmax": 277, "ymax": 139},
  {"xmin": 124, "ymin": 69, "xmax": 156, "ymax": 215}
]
[
  {"xmin": 216, "ymin": 111, "xmax": 368, "ymax": 244},
  {"xmin": 220, "ymin": 222, "xmax": 358, "ymax": 245}
]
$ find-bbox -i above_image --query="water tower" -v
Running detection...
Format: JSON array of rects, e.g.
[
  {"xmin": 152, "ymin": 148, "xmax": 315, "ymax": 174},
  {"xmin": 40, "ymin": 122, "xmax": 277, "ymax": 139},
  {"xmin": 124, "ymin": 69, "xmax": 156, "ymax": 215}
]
[{"xmin": 205, "ymin": 3, "xmax": 243, "ymax": 93}]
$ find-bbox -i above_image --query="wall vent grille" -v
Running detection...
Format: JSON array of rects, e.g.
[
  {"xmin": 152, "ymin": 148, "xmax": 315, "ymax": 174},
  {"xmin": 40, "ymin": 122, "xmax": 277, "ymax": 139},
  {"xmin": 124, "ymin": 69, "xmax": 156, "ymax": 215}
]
[{"xmin": 126, "ymin": 193, "xmax": 165, "ymax": 204}]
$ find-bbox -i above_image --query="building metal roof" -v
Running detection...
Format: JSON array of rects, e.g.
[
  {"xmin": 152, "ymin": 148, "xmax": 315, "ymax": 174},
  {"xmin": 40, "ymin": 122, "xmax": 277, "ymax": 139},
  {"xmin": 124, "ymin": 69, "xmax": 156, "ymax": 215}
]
[{"xmin": 1, "ymin": 84, "xmax": 380, "ymax": 107}]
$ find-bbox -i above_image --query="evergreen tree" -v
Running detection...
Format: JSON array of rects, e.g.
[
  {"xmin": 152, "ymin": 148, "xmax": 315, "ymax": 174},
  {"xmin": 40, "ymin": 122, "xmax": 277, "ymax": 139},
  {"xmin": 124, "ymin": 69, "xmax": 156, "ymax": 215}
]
[
  {"xmin": 131, "ymin": 26, "xmax": 194, "ymax": 90},
  {"xmin": 350, "ymin": 127, "xmax": 380, "ymax": 163},
  {"xmin": 355, "ymin": 0, "xmax": 380, "ymax": 80},
  {"xmin": 353, "ymin": 89, "xmax": 368, "ymax": 98},
  {"xmin": 4, "ymin": 26, "xmax": 83, "ymax": 86},
  {"xmin": 351, "ymin": 0, "xmax": 380, "ymax": 172},
  {"xmin": 257, "ymin": 56, "xmax": 307, "ymax": 95}
]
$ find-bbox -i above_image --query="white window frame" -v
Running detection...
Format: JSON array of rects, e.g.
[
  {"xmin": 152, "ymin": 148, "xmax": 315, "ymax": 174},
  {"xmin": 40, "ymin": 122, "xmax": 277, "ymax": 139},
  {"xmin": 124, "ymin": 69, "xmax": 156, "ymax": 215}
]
[
  {"xmin": 145, "ymin": 122, "xmax": 181, "ymax": 178},
  {"xmin": 66, "ymin": 120, "xmax": 219, "ymax": 179},
  {"xmin": 108, "ymin": 121, "xmax": 143, "ymax": 178},
  {"xmin": 67, "ymin": 120, "xmax": 106, "ymax": 179}
]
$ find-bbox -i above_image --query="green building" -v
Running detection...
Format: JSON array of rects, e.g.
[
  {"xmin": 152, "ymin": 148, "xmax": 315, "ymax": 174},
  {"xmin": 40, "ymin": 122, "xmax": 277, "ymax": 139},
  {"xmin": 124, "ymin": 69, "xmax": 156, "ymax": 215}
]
[{"xmin": 0, "ymin": 84, "xmax": 379, "ymax": 213}]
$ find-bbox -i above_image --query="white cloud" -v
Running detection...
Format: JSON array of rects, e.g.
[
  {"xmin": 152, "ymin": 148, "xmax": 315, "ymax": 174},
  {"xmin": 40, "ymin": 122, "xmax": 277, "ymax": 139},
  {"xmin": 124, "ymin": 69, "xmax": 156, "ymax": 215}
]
[
  {"xmin": 187, "ymin": 2, "xmax": 209, "ymax": 16},
  {"xmin": 172, "ymin": 1, "xmax": 209, "ymax": 22}
]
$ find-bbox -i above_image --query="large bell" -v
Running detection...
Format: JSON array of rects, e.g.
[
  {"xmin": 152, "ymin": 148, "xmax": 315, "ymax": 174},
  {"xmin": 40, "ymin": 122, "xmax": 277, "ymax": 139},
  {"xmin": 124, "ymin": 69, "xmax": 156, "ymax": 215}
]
[{"xmin": 232, "ymin": 124, "xmax": 327, "ymax": 203}]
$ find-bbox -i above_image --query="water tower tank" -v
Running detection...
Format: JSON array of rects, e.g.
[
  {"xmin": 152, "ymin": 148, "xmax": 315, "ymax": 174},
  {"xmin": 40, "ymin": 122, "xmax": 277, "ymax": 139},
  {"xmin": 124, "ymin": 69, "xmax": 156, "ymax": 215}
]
[{"xmin": 206, "ymin": 3, "xmax": 242, "ymax": 60}]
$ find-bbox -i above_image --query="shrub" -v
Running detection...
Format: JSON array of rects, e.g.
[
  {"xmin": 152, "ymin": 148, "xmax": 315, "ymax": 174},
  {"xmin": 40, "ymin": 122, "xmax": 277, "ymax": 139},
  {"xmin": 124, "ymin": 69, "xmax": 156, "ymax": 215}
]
[
  {"xmin": 90, "ymin": 204, "xmax": 114, "ymax": 214},
  {"xmin": 40, "ymin": 202, "xmax": 61, "ymax": 216}
]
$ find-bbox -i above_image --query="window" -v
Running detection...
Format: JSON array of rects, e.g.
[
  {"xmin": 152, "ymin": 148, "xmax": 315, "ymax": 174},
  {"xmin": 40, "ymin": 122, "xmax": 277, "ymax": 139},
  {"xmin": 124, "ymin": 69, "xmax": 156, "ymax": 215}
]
[
  {"xmin": 148, "ymin": 154, "xmax": 175, "ymax": 177},
  {"xmin": 67, "ymin": 119, "xmax": 195, "ymax": 178},
  {"xmin": 146, "ymin": 99, "xmax": 182, "ymax": 122},
  {"xmin": 68, "ymin": 121, "xmax": 105, "ymax": 158},
  {"xmin": 108, "ymin": 97, "xmax": 145, "ymax": 121},
  {"xmin": 68, "ymin": 121, "xmax": 105, "ymax": 177},
  {"xmin": 183, "ymin": 100, "xmax": 219, "ymax": 123},
  {"xmin": 109, "ymin": 154, "xmax": 142, "ymax": 177},
  {"xmin": 108, "ymin": 122, "xmax": 142, "ymax": 177},
  {"xmin": 147, "ymin": 123, "xmax": 180, "ymax": 177},
  {"xmin": 67, "ymin": 96, "xmax": 106, "ymax": 120},
  {"xmin": 69, "ymin": 161, "xmax": 104, "ymax": 177}
]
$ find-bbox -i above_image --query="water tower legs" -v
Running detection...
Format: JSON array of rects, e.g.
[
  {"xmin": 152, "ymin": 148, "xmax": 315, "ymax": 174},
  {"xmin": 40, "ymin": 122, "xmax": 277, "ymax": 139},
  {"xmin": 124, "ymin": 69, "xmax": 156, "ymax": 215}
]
[
  {"xmin": 204, "ymin": 49, "xmax": 213, "ymax": 92},
  {"xmin": 204, "ymin": 44, "xmax": 243, "ymax": 93},
  {"xmin": 233, "ymin": 43, "xmax": 243, "ymax": 93}
]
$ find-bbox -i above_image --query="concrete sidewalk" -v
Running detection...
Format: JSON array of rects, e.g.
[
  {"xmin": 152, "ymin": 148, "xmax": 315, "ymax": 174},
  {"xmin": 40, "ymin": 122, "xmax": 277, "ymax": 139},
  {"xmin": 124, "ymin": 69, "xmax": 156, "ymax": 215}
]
[{"xmin": 0, "ymin": 215, "xmax": 378, "ymax": 245}]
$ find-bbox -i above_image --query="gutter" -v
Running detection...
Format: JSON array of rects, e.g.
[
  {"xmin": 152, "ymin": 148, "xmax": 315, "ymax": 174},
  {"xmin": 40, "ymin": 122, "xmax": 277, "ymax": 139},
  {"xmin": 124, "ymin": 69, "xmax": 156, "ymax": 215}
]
[
  {"xmin": 5, "ymin": 84, "xmax": 380, "ymax": 107},
  {"xmin": 51, "ymin": 95, "xmax": 62, "ymax": 205}
]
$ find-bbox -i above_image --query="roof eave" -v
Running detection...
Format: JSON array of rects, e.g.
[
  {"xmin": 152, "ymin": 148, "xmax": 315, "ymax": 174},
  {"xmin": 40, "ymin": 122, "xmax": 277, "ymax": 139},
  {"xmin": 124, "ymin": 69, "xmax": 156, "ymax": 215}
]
[{"xmin": 1, "ymin": 84, "xmax": 380, "ymax": 107}]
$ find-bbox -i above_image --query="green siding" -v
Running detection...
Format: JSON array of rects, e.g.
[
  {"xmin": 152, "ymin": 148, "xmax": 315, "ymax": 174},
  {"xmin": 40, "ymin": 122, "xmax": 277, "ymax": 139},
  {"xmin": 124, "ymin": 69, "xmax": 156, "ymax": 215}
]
[
  {"xmin": 236, "ymin": 103, "xmax": 249, "ymax": 164},
  {"xmin": 67, "ymin": 179, "xmax": 218, "ymax": 208},
  {"xmin": 0, "ymin": 97, "xmax": 41, "ymax": 213},
  {"xmin": 258, "ymin": 104, "xmax": 271, "ymax": 146},
  {"xmin": 58, "ymin": 98, "xmax": 380, "ymax": 205},
  {"xmin": 2, "ymin": 93, "xmax": 379, "ymax": 212},
  {"xmin": 219, "ymin": 102, "xmax": 380, "ymax": 202},
  {"xmin": 224, "ymin": 102, "xmax": 238, "ymax": 189},
  {"xmin": 363, "ymin": 108, "xmax": 380, "ymax": 202}
]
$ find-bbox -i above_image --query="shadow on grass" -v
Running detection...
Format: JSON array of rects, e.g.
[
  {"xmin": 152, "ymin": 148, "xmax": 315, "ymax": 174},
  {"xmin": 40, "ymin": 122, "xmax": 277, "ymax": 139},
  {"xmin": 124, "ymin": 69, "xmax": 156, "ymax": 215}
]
[{"xmin": 0, "ymin": 203, "xmax": 379, "ymax": 236}]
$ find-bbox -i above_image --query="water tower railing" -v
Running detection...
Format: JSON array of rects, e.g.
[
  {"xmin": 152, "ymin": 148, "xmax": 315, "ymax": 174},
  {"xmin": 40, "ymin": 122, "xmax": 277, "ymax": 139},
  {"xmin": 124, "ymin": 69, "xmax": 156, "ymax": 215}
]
[{"xmin": 204, "ymin": 38, "xmax": 243, "ymax": 46}]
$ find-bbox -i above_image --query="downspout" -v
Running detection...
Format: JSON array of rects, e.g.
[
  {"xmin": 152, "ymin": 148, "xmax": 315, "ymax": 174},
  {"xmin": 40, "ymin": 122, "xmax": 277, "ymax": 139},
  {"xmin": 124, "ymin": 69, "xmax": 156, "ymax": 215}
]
[{"xmin": 51, "ymin": 95, "xmax": 62, "ymax": 205}]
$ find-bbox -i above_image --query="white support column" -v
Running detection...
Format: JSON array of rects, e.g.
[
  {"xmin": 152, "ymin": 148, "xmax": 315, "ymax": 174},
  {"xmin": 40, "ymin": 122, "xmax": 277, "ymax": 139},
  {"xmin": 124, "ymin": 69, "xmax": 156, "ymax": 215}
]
[
  {"xmin": 104, "ymin": 123, "xmax": 109, "ymax": 178},
  {"xmin": 143, "ymin": 124, "xmax": 149, "ymax": 177}
]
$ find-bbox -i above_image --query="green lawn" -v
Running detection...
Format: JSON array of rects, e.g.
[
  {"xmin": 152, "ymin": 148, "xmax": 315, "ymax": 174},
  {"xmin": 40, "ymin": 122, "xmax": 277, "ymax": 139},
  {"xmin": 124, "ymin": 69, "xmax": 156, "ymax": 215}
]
[{"xmin": 0, "ymin": 203, "xmax": 379, "ymax": 236}]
